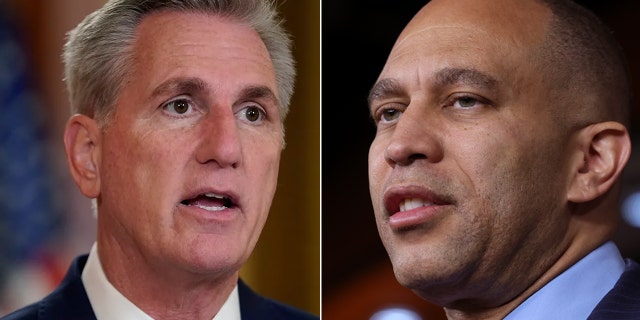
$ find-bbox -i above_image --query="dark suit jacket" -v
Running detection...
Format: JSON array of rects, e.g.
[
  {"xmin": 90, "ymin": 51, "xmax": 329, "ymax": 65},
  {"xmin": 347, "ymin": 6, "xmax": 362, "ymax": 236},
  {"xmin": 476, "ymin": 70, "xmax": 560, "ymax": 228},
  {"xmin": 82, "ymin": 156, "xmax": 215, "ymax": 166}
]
[
  {"xmin": 587, "ymin": 259, "xmax": 640, "ymax": 319},
  {"xmin": 1, "ymin": 255, "xmax": 318, "ymax": 320}
]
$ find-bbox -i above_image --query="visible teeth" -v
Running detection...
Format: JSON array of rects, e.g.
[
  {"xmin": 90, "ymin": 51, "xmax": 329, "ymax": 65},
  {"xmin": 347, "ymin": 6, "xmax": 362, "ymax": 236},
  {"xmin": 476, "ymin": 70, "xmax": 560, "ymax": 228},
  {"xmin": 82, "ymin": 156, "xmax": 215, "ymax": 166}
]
[
  {"xmin": 194, "ymin": 204, "xmax": 226, "ymax": 212},
  {"xmin": 399, "ymin": 198, "xmax": 432, "ymax": 212},
  {"xmin": 204, "ymin": 193, "xmax": 225, "ymax": 199}
]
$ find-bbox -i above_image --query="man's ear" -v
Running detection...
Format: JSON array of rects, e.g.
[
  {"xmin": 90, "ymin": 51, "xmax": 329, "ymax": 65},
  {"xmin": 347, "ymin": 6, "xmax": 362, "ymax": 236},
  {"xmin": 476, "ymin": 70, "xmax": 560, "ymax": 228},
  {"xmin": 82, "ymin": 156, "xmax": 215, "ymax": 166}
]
[
  {"xmin": 64, "ymin": 114, "xmax": 101, "ymax": 198},
  {"xmin": 567, "ymin": 121, "xmax": 631, "ymax": 203}
]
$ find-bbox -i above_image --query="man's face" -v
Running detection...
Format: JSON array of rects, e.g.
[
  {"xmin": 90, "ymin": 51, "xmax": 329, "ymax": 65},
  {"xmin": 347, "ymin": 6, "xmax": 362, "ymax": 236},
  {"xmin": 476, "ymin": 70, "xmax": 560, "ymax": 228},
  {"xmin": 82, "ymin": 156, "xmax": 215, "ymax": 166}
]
[
  {"xmin": 368, "ymin": 0, "xmax": 574, "ymax": 307},
  {"xmin": 97, "ymin": 11, "xmax": 282, "ymax": 277}
]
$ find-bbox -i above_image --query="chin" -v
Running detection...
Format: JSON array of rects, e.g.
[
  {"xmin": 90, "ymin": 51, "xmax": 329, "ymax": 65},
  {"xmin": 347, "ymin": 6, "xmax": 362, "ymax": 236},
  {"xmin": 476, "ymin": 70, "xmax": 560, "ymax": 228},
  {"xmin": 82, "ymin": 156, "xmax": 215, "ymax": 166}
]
[
  {"xmin": 391, "ymin": 251, "xmax": 445, "ymax": 286},
  {"xmin": 182, "ymin": 251, "xmax": 246, "ymax": 277},
  {"xmin": 175, "ymin": 235, "xmax": 250, "ymax": 275}
]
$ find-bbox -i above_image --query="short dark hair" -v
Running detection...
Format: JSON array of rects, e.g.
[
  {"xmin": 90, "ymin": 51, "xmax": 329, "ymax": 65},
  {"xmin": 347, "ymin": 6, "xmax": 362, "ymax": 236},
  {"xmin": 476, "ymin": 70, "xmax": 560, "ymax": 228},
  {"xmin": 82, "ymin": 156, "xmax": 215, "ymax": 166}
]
[{"xmin": 535, "ymin": 0, "xmax": 631, "ymax": 127}]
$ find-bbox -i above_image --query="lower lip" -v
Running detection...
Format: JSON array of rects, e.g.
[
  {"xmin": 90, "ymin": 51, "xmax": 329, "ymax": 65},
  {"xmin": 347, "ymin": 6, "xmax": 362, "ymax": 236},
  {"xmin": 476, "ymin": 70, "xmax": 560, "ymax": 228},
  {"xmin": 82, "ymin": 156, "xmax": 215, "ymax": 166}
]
[
  {"xmin": 388, "ymin": 205, "xmax": 442, "ymax": 230},
  {"xmin": 179, "ymin": 204, "xmax": 238, "ymax": 222}
]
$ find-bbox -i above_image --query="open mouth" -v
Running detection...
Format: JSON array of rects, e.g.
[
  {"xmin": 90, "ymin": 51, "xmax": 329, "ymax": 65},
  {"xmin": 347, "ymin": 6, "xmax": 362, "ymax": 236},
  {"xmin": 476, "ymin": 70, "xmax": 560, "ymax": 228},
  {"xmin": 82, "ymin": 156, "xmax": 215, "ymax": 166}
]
[
  {"xmin": 399, "ymin": 198, "xmax": 436, "ymax": 212},
  {"xmin": 180, "ymin": 193, "xmax": 235, "ymax": 211},
  {"xmin": 384, "ymin": 187, "xmax": 453, "ymax": 217}
]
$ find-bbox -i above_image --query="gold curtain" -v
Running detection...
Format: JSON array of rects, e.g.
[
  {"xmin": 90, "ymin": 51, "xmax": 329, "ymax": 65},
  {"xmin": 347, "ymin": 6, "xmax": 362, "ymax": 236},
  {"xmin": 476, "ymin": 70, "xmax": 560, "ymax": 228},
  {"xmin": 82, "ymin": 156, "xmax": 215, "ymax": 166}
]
[{"xmin": 238, "ymin": 0, "xmax": 320, "ymax": 316}]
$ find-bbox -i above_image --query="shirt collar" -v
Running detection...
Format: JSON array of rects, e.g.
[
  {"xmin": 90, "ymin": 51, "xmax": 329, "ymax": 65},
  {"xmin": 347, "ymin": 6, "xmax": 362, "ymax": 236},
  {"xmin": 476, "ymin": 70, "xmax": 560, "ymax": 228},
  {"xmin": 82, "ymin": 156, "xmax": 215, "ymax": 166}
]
[
  {"xmin": 81, "ymin": 242, "xmax": 241, "ymax": 320},
  {"xmin": 504, "ymin": 241, "xmax": 625, "ymax": 320}
]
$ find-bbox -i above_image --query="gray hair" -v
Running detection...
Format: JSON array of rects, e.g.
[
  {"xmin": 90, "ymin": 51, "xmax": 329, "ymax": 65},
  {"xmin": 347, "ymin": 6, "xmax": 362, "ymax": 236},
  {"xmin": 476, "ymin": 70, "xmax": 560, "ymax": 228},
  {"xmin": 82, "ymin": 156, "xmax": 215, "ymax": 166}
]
[{"xmin": 63, "ymin": 0, "xmax": 296, "ymax": 124}]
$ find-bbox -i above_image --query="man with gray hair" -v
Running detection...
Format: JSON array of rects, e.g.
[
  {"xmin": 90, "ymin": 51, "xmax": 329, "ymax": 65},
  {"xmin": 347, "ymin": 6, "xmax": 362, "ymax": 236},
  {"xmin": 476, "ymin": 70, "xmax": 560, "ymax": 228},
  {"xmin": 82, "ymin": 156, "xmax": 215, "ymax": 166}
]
[{"xmin": 2, "ymin": 0, "xmax": 317, "ymax": 319}]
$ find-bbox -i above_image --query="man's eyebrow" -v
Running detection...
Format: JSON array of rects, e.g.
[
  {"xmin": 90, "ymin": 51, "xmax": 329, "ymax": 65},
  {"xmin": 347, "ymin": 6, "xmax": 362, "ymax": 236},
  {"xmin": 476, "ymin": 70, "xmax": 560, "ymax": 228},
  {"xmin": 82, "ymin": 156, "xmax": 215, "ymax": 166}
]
[
  {"xmin": 434, "ymin": 67, "xmax": 498, "ymax": 90},
  {"xmin": 151, "ymin": 77, "xmax": 209, "ymax": 98},
  {"xmin": 150, "ymin": 79, "xmax": 278, "ymax": 109},
  {"xmin": 368, "ymin": 78, "xmax": 404, "ymax": 106},
  {"xmin": 367, "ymin": 68, "xmax": 498, "ymax": 107},
  {"xmin": 238, "ymin": 85, "xmax": 279, "ymax": 106}
]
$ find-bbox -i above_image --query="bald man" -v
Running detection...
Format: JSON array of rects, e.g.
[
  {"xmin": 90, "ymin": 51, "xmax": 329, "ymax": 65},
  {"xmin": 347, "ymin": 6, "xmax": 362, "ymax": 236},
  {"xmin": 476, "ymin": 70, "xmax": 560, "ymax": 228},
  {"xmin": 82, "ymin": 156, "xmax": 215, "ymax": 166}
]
[{"xmin": 367, "ymin": 0, "xmax": 639, "ymax": 319}]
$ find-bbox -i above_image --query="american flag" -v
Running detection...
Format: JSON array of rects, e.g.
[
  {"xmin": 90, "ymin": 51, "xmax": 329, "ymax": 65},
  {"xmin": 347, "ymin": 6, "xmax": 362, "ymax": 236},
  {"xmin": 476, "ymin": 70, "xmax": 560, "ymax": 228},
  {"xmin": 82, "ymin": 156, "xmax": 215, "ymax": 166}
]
[{"xmin": 0, "ymin": 4, "xmax": 64, "ymax": 314}]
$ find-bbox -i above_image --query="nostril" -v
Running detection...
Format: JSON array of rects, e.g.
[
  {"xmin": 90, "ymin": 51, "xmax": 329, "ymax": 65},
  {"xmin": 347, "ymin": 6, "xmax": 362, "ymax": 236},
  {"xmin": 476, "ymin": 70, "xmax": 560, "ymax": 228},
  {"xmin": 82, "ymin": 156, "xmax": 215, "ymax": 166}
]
[{"xmin": 408, "ymin": 153, "xmax": 428, "ymax": 161}]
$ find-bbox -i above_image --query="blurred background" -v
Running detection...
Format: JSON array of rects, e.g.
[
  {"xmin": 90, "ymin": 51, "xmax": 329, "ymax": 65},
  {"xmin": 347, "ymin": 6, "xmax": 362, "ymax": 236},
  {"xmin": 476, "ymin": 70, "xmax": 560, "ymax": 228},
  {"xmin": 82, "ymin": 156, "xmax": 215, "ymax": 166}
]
[
  {"xmin": 0, "ymin": 0, "xmax": 319, "ymax": 316},
  {"xmin": 323, "ymin": 1, "xmax": 640, "ymax": 319}
]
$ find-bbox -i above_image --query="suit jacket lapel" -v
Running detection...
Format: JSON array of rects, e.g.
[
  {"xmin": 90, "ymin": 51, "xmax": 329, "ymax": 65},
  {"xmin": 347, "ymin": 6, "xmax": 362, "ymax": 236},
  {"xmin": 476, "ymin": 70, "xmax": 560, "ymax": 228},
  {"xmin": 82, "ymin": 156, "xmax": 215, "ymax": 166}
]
[
  {"xmin": 588, "ymin": 259, "xmax": 640, "ymax": 319},
  {"xmin": 238, "ymin": 279, "xmax": 274, "ymax": 320},
  {"xmin": 38, "ymin": 255, "xmax": 97, "ymax": 320}
]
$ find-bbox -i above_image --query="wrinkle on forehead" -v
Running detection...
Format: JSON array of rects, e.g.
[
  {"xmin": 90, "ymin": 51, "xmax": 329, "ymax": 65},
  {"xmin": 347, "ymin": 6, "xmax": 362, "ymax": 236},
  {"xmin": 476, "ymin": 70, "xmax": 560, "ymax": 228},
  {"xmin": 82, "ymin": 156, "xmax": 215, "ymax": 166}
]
[
  {"xmin": 392, "ymin": 25, "xmax": 492, "ymax": 54},
  {"xmin": 396, "ymin": 0, "xmax": 551, "ymax": 52}
]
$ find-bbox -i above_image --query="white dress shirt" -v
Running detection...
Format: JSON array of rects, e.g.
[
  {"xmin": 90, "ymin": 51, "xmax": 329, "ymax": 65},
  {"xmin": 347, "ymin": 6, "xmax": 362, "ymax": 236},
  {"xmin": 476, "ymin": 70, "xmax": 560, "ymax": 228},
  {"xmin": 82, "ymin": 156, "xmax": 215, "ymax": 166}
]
[{"xmin": 81, "ymin": 243, "xmax": 241, "ymax": 320}]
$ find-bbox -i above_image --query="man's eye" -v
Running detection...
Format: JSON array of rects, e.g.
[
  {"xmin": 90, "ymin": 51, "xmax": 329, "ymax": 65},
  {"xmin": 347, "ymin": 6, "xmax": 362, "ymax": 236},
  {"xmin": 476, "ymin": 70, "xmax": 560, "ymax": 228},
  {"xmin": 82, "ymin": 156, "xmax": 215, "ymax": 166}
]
[
  {"xmin": 163, "ymin": 98, "xmax": 192, "ymax": 115},
  {"xmin": 239, "ymin": 105, "xmax": 265, "ymax": 122},
  {"xmin": 453, "ymin": 96, "xmax": 481, "ymax": 109},
  {"xmin": 380, "ymin": 108, "xmax": 402, "ymax": 122}
]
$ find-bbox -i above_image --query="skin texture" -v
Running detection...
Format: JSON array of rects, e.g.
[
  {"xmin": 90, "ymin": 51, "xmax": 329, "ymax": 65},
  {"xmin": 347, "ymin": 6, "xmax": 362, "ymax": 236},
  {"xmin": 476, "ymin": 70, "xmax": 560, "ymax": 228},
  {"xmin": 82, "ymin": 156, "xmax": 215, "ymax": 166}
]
[
  {"xmin": 64, "ymin": 11, "xmax": 282, "ymax": 319},
  {"xmin": 367, "ymin": 0, "xmax": 631, "ymax": 319}
]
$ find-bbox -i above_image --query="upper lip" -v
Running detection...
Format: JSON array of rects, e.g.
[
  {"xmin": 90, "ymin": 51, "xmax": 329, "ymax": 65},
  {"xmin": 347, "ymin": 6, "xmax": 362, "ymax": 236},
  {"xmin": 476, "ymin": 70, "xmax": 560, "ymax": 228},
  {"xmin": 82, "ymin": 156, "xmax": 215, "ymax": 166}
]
[{"xmin": 383, "ymin": 184, "xmax": 453, "ymax": 216}]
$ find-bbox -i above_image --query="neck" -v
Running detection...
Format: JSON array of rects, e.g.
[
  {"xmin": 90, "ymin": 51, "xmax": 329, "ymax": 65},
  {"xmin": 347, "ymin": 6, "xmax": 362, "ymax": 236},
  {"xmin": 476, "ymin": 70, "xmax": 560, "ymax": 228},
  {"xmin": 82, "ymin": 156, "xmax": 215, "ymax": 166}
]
[
  {"xmin": 96, "ymin": 234, "xmax": 237, "ymax": 320},
  {"xmin": 441, "ymin": 220, "xmax": 613, "ymax": 320}
]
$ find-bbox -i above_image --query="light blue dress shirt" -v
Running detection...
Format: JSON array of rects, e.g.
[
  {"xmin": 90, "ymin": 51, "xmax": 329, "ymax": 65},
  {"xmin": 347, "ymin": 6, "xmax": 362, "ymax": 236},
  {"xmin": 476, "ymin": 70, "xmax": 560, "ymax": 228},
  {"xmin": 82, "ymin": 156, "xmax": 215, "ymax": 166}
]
[{"xmin": 504, "ymin": 241, "xmax": 625, "ymax": 319}]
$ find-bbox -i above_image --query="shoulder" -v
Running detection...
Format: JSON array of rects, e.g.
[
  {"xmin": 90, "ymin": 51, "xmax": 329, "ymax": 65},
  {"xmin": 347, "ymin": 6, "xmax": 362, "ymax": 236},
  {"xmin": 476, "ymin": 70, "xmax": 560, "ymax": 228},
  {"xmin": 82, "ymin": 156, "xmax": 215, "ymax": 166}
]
[
  {"xmin": 589, "ymin": 259, "xmax": 640, "ymax": 319},
  {"xmin": 1, "ymin": 255, "xmax": 95, "ymax": 320},
  {"xmin": 610, "ymin": 259, "xmax": 640, "ymax": 295},
  {"xmin": 237, "ymin": 280, "xmax": 318, "ymax": 320},
  {"xmin": 1, "ymin": 304, "xmax": 40, "ymax": 320}
]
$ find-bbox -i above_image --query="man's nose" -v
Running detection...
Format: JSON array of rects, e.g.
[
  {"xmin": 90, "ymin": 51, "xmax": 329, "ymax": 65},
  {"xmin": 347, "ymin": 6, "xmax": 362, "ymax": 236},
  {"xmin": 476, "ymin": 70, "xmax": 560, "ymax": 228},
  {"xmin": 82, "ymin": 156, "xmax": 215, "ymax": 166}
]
[
  {"xmin": 384, "ymin": 106, "xmax": 443, "ymax": 167},
  {"xmin": 195, "ymin": 110, "xmax": 242, "ymax": 168}
]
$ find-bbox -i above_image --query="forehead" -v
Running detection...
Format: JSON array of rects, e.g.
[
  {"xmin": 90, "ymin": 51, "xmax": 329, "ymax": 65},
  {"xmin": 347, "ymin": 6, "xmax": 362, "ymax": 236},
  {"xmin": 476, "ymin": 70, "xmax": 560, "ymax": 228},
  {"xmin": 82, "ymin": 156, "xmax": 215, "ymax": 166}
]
[
  {"xmin": 380, "ymin": 0, "xmax": 551, "ymax": 84},
  {"xmin": 133, "ymin": 9, "xmax": 268, "ymax": 56},
  {"xmin": 403, "ymin": 0, "xmax": 550, "ymax": 44},
  {"xmin": 127, "ymin": 10, "xmax": 277, "ymax": 96}
]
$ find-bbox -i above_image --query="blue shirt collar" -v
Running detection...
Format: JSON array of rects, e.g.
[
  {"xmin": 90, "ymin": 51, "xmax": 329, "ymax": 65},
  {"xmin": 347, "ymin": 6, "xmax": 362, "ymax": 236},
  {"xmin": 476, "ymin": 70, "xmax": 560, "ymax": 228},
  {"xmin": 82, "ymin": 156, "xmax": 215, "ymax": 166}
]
[{"xmin": 504, "ymin": 241, "xmax": 625, "ymax": 320}]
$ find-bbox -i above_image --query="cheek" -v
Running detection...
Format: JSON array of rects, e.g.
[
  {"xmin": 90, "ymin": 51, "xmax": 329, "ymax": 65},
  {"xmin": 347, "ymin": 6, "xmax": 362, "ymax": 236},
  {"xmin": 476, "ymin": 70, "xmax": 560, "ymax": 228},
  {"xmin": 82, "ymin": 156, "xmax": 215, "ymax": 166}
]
[
  {"xmin": 102, "ymin": 126, "xmax": 185, "ymax": 208},
  {"xmin": 102, "ymin": 130, "xmax": 144, "ymax": 190},
  {"xmin": 461, "ymin": 131, "xmax": 565, "ymax": 229},
  {"xmin": 245, "ymin": 134, "xmax": 282, "ymax": 198},
  {"xmin": 98, "ymin": 129, "xmax": 162, "ymax": 238},
  {"xmin": 368, "ymin": 138, "xmax": 387, "ymax": 197},
  {"xmin": 258, "ymin": 153, "xmax": 281, "ymax": 200}
]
